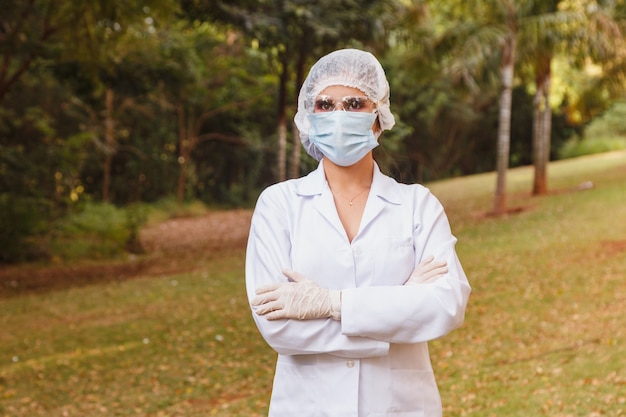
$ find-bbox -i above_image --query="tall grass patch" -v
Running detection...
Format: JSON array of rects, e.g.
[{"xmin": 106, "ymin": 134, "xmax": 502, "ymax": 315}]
[
  {"xmin": 49, "ymin": 203, "xmax": 137, "ymax": 260},
  {"xmin": 559, "ymin": 101, "xmax": 626, "ymax": 159}
]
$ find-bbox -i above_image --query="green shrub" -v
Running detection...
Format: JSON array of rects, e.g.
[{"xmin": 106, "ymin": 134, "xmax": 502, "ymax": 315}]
[
  {"xmin": 586, "ymin": 100, "xmax": 626, "ymax": 137},
  {"xmin": 0, "ymin": 194, "xmax": 49, "ymax": 263},
  {"xmin": 558, "ymin": 136, "xmax": 626, "ymax": 159},
  {"xmin": 560, "ymin": 100, "xmax": 626, "ymax": 159},
  {"xmin": 148, "ymin": 197, "xmax": 209, "ymax": 223},
  {"xmin": 50, "ymin": 202, "xmax": 134, "ymax": 260},
  {"xmin": 125, "ymin": 203, "xmax": 148, "ymax": 254}
]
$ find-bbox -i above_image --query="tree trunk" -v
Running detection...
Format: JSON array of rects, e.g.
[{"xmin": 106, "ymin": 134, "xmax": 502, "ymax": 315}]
[
  {"xmin": 493, "ymin": 36, "xmax": 516, "ymax": 216},
  {"xmin": 176, "ymin": 103, "xmax": 188, "ymax": 204},
  {"xmin": 277, "ymin": 53, "xmax": 289, "ymax": 182},
  {"xmin": 288, "ymin": 36, "xmax": 309, "ymax": 179},
  {"xmin": 290, "ymin": 124, "xmax": 300, "ymax": 178},
  {"xmin": 532, "ymin": 56, "xmax": 552, "ymax": 195},
  {"xmin": 102, "ymin": 87, "xmax": 114, "ymax": 202}
]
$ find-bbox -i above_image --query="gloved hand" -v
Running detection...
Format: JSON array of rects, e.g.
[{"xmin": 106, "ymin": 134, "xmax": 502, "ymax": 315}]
[
  {"xmin": 252, "ymin": 269, "xmax": 342, "ymax": 321},
  {"xmin": 405, "ymin": 255, "xmax": 448, "ymax": 285}
]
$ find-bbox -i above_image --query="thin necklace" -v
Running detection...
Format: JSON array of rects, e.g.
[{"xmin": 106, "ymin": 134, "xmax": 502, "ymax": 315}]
[{"xmin": 331, "ymin": 186, "xmax": 370, "ymax": 206}]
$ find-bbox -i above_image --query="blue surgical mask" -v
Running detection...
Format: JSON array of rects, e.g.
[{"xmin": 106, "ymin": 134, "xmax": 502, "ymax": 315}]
[{"xmin": 307, "ymin": 111, "xmax": 378, "ymax": 166}]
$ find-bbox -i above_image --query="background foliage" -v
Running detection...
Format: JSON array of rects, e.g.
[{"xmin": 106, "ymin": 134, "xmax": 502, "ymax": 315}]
[{"xmin": 1, "ymin": 0, "xmax": 626, "ymax": 263}]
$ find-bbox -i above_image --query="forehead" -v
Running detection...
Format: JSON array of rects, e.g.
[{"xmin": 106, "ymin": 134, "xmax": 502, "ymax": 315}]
[{"xmin": 317, "ymin": 85, "xmax": 366, "ymax": 98}]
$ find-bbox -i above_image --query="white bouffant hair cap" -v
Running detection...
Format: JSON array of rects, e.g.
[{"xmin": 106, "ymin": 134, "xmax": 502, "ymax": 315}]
[{"xmin": 294, "ymin": 48, "xmax": 396, "ymax": 161}]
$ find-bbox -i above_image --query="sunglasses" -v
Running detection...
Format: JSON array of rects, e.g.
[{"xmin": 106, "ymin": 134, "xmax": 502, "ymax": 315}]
[{"xmin": 313, "ymin": 95, "xmax": 375, "ymax": 113}]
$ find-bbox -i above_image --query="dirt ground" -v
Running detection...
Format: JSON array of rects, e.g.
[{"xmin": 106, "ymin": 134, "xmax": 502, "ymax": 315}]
[
  {"xmin": 0, "ymin": 209, "xmax": 254, "ymax": 295},
  {"xmin": 2, "ymin": 206, "xmax": 624, "ymax": 296}
]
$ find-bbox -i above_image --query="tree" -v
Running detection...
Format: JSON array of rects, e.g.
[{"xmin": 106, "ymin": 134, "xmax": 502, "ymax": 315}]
[
  {"xmin": 382, "ymin": 1, "xmax": 492, "ymax": 183},
  {"xmin": 1, "ymin": 0, "xmax": 183, "ymax": 209},
  {"xmin": 0, "ymin": 0, "xmax": 179, "ymax": 107},
  {"xmin": 513, "ymin": 0, "xmax": 575, "ymax": 195},
  {"xmin": 436, "ymin": 0, "xmax": 625, "ymax": 213},
  {"xmin": 207, "ymin": 0, "xmax": 401, "ymax": 181},
  {"xmin": 145, "ymin": 21, "xmax": 268, "ymax": 204},
  {"xmin": 521, "ymin": 0, "xmax": 625, "ymax": 195},
  {"xmin": 440, "ymin": 0, "xmax": 523, "ymax": 215},
  {"xmin": 495, "ymin": 8, "xmax": 516, "ymax": 215}
]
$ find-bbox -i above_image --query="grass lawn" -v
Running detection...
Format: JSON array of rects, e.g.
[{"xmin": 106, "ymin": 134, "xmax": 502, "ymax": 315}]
[{"xmin": 1, "ymin": 151, "xmax": 625, "ymax": 416}]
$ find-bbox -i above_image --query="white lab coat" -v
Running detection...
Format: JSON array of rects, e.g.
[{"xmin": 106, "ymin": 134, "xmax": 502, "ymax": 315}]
[{"xmin": 245, "ymin": 161, "xmax": 471, "ymax": 417}]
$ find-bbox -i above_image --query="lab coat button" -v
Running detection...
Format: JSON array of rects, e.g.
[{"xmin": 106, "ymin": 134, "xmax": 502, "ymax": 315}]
[
  {"xmin": 346, "ymin": 360, "xmax": 355, "ymax": 368},
  {"xmin": 353, "ymin": 247, "xmax": 362, "ymax": 256}
]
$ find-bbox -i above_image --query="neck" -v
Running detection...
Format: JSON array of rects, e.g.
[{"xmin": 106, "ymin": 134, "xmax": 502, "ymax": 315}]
[{"xmin": 323, "ymin": 154, "xmax": 374, "ymax": 191}]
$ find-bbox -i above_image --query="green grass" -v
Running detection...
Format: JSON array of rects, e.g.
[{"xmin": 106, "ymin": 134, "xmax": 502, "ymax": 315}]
[
  {"xmin": 430, "ymin": 151, "xmax": 626, "ymax": 416},
  {"xmin": 1, "ymin": 151, "xmax": 625, "ymax": 416},
  {"xmin": 0, "ymin": 256, "xmax": 275, "ymax": 416}
]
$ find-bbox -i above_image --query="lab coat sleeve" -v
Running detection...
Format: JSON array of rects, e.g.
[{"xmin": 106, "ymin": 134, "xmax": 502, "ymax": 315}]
[
  {"xmin": 245, "ymin": 184, "xmax": 390, "ymax": 358},
  {"xmin": 341, "ymin": 188, "xmax": 471, "ymax": 344}
]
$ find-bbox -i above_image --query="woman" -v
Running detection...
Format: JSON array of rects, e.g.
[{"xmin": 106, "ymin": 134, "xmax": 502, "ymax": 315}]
[{"xmin": 245, "ymin": 48, "xmax": 471, "ymax": 417}]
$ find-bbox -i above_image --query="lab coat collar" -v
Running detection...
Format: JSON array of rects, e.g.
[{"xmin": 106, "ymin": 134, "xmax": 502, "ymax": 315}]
[
  {"xmin": 295, "ymin": 159, "xmax": 403, "ymax": 206},
  {"xmin": 296, "ymin": 160, "xmax": 404, "ymax": 241}
]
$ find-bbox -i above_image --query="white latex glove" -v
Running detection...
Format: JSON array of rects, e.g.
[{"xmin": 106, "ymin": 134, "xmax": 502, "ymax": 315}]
[
  {"xmin": 405, "ymin": 255, "xmax": 448, "ymax": 285},
  {"xmin": 252, "ymin": 269, "xmax": 341, "ymax": 321}
]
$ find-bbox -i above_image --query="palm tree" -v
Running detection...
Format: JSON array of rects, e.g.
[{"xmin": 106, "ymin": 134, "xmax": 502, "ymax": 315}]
[
  {"xmin": 443, "ymin": 0, "xmax": 625, "ymax": 214},
  {"xmin": 520, "ymin": 0, "xmax": 568, "ymax": 196},
  {"xmin": 494, "ymin": 3, "xmax": 517, "ymax": 215},
  {"xmin": 521, "ymin": 0, "xmax": 625, "ymax": 196},
  {"xmin": 444, "ymin": 0, "xmax": 523, "ymax": 215}
]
